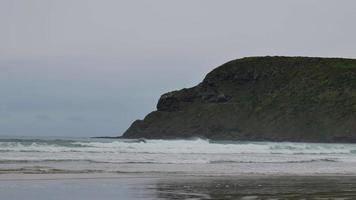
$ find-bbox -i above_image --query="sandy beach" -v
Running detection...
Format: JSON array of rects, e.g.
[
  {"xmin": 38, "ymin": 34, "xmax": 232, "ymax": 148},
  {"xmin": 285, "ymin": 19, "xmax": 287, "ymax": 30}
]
[
  {"xmin": 1, "ymin": 173, "xmax": 356, "ymax": 200},
  {"xmin": 2, "ymin": 138, "xmax": 356, "ymax": 199}
]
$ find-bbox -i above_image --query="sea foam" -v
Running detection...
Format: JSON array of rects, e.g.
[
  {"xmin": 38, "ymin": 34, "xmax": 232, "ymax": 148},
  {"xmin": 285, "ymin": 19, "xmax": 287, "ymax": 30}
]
[{"xmin": 1, "ymin": 138, "xmax": 356, "ymax": 165}]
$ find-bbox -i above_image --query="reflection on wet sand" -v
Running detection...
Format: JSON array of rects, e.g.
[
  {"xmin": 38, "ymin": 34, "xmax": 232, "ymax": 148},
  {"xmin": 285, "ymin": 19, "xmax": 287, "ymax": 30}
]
[
  {"xmin": 155, "ymin": 176, "xmax": 356, "ymax": 199},
  {"xmin": 1, "ymin": 174, "xmax": 356, "ymax": 199}
]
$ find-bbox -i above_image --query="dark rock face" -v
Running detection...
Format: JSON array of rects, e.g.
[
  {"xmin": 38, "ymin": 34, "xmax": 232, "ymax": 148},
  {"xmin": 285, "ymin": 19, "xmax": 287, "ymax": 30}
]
[{"xmin": 122, "ymin": 56, "xmax": 356, "ymax": 142}]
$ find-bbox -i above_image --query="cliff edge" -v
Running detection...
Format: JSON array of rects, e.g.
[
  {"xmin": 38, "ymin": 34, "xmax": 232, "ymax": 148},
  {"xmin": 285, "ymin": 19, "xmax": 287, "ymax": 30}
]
[{"xmin": 122, "ymin": 56, "xmax": 356, "ymax": 142}]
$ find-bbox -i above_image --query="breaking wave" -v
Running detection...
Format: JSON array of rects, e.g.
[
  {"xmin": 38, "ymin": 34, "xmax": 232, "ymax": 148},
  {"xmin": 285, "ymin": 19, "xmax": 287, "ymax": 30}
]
[{"xmin": 1, "ymin": 138, "xmax": 356, "ymax": 164}]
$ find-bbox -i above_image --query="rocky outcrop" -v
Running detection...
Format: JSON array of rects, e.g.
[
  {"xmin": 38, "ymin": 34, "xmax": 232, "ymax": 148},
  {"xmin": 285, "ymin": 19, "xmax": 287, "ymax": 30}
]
[{"xmin": 121, "ymin": 56, "xmax": 356, "ymax": 142}]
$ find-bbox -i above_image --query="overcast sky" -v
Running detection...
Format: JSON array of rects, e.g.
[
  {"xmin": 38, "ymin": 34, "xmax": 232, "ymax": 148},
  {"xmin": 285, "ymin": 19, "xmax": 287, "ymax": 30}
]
[{"xmin": 1, "ymin": 0, "xmax": 356, "ymax": 137}]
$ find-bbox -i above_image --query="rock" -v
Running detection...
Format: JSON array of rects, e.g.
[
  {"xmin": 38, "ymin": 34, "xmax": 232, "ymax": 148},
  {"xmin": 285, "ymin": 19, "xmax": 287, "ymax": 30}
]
[
  {"xmin": 157, "ymin": 92, "xmax": 180, "ymax": 112},
  {"xmin": 216, "ymin": 94, "xmax": 230, "ymax": 103},
  {"xmin": 121, "ymin": 56, "xmax": 356, "ymax": 143}
]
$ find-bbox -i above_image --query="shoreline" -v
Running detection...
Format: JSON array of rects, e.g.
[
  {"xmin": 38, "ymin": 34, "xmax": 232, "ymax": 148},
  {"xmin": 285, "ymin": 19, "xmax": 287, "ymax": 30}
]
[
  {"xmin": 2, "ymin": 172, "xmax": 356, "ymax": 181},
  {"xmin": 91, "ymin": 136, "xmax": 356, "ymax": 144},
  {"xmin": 2, "ymin": 172, "xmax": 356, "ymax": 199}
]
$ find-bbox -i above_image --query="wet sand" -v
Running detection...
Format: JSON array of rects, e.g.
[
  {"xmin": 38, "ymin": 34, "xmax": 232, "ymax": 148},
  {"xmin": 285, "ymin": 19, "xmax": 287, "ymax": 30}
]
[
  {"xmin": 2, "ymin": 138, "xmax": 356, "ymax": 199},
  {"xmin": 1, "ymin": 173, "xmax": 356, "ymax": 199}
]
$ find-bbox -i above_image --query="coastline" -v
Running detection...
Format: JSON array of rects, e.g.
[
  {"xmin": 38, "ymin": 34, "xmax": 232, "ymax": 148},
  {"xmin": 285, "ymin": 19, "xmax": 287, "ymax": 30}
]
[
  {"xmin": 2, "ymin": 173, "xmax": 356, "ymax": 200},
  {"xmin": 2, "ymin": 171, "xmax": 356, "ymax": 180},
  {"xmin": 2, "ymin": 137, "xmax": 356, "ymax": 199},
  {"xmin": 2, "ymin": 161, "xmax": 356, "ymax": 177}
]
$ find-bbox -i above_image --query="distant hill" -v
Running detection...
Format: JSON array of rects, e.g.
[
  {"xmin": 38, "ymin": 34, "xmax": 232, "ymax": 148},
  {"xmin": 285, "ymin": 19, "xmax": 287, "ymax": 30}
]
[{"xmin": 122, "ymin": 56, "xmax": 356, "ymax": 143}]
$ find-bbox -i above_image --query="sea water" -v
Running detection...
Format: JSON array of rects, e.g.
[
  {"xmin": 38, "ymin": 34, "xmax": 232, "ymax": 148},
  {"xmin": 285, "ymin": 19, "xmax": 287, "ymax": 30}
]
[{"xmin": 1, "ymin": 136, "xmax": 356, "ymax": 175}]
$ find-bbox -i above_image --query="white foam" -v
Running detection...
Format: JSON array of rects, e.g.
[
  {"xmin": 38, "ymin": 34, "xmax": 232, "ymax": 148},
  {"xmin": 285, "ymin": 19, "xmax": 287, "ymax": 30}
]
[{"xmin": 1, "ymin": 139, "xmax": 356, "ymax": 164}]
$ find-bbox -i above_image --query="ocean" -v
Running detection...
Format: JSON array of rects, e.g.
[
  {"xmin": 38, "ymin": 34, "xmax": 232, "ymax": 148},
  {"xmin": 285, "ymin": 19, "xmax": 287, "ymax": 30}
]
[
  {"xmin": 1, "ymin": 136, "xmax": 356, "ymax": 175},
  {"xmin": 2, "ymin": 136, "xmax": 356, "ymax": 199}
]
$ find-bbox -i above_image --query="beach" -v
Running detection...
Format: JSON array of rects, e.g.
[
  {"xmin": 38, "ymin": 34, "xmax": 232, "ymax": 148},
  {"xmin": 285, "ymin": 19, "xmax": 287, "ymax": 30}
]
[
  {"xmin": 2, "ymin": 137, "xmax": 356, "ymax": 199},
  {"xmin": 3, "ymin": 0, "xmax": 356, "ymax": 198},
  {"xmin": 1, "ymin": 173, "xmax": 356, "ymax": 199}
]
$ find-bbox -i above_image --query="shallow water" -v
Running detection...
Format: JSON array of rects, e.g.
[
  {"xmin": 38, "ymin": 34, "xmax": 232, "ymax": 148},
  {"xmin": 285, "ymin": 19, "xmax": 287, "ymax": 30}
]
[
  {"xmin": 1, "ymin": 137, "xmax": 356, "ymax": 175},
  {"xmin": 1, "ymin": 175, "xmax": 356, "ymax": 200},
  {"xmin": 2, "ymin": 137, "xmax": 356, "ymax": 199}
]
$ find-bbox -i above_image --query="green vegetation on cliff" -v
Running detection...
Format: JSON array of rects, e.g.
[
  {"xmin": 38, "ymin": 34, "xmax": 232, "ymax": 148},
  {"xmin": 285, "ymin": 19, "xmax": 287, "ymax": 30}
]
[{"xmin": 122, "ymin": 56, "xmax": 356, "ymax": 142}]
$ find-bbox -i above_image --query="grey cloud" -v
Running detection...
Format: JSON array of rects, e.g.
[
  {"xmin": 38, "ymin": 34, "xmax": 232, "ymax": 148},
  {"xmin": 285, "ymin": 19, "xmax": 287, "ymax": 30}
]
[
  {"xmin": 66, "ymin": 116, "xmax": 85, "ymax": 122},
  {"xmin": 0, "ymin": 0, "xmax": 355, "ymax": 137},
  {"xmin": 35, "ymin": 114, "xmax": 52, "ymax": 121},
  {"xmin": 0, "ymin": 113, "xmax": 12, "ymax": 119}
]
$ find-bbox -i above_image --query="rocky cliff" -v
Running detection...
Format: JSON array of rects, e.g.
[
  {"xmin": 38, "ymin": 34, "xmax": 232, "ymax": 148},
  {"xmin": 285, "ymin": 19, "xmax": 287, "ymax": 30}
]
[{"xmin": 122, "ymin": 56, "xmax": 356, "ymax": 142}]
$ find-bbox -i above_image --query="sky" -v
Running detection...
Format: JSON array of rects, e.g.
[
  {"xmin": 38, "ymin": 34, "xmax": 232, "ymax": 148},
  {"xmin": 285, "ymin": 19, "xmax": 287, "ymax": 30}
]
[{"xmin": 1, "ymin": 0, "xmax": 356, "ymax": 137}]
